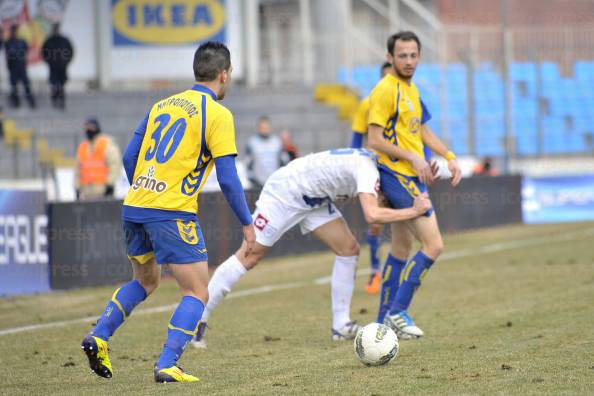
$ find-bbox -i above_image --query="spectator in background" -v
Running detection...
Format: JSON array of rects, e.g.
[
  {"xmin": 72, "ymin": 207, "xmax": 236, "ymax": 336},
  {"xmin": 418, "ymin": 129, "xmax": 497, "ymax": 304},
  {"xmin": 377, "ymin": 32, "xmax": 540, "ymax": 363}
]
[
  {"xmin": 75, "ymin": 118, "xmax": 121, "ymax": 200},
  {"xmin": 41, "ymin": 23, "xmax": 74, "ymax": 110},
  {"xmin": 280, "ymin": 128, "xmax": 299, "ymax": 163},
  {"xmin": 5, "ymin": 25, "xmax": 36, "ymax": 109},
  {"xmin": 245, "ymin": 115, "xmax": 283, "ymax": 188},
  {"xmin": 473, "ymin": 156, "xmax": 499, "ymax": 176}
]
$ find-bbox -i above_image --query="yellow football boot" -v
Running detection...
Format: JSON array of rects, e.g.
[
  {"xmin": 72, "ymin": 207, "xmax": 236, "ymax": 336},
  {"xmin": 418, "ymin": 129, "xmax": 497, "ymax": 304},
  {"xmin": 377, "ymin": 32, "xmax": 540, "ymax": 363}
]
[
  {"xmin": 154, "ymin": 364, "xmax": 200, "ymax": 383},
  {"xmin": 81, "ymin": 334, "xmax": 113, "ymax": 378}
]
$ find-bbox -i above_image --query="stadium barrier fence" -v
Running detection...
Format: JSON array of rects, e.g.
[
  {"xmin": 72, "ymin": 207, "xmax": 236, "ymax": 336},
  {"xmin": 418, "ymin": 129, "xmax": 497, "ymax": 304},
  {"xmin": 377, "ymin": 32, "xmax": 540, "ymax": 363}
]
[{"xmin": 46, "ymin": 175, "xmax": 523, "ymax": 290}]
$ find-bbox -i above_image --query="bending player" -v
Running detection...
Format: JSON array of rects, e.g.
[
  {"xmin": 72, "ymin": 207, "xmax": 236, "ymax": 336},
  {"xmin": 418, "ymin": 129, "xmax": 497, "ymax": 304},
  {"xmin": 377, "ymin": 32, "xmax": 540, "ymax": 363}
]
[
  {"xmin": 368, "ymin": 31, "xmax": 462, "ymax": 339},
  {"xmin": 80, "ymin": 42, "xmax": 255, "ymax": 383},
  {"xmin": 191, "ymin": 148, "xmax": 431, "ymax": 348}
]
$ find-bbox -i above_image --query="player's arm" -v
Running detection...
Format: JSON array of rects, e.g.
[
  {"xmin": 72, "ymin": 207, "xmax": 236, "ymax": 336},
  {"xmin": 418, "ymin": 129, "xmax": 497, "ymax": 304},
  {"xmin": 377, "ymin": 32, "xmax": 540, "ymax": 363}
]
[
  {"xmin": 367, "ymin": 124, "xmax": 415, "ymax": 162},
  {"xmin": 214, "ymin": 156, "xmax": 255, "ymax": 255},
  {"xmin": 122, "ymin": 112, "xmax": 149, "ymax": 184},
  {"xmin": 354, "ymin": 160, "xmax": 430, "ymax": 223},
  {"xmin": 214, "ymin": 156, "xmax": 252, "ymax": 226},
  {"xmin": 420, "ymin": 124, "xmax": 461, "ymax": 186},
  {"xmin": 358, "ymin": 192, "xmax": 431, "ymax": 224},
  {"xmin": 367, "ymin": 124, "xmax": 432, "ymax": 184},
  {"xmin": 210, "ymin": 110, "xmax": 255, "ymax": 255},
  {"xmin": 351, "ymin": 132, "xmax": 364, "ymax": 149}
]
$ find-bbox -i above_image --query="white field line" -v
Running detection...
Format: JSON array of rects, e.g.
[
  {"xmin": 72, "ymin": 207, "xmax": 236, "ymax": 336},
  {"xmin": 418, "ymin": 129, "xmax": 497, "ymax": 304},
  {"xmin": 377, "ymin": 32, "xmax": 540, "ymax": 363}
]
[
  {"xmin": 1, "ymin": 227, "xmax": 593, "ymax": 337},
  {"xmin": 315, "ymin": 226, "xmax": 594, "ymax": 285}
]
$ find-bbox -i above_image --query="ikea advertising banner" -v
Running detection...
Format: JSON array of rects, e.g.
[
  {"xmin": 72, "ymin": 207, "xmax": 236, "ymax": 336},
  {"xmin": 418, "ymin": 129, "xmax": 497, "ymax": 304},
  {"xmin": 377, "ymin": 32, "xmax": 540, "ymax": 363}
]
[
  {"xmin": 522, "ymin": 175, "xmax": 594, "ymax": 224},
  {"xmin": 0, "ymin": 189, "xmax": 50, "ymax": 296},
  {"xmin": 109, "ymin": 0, "xmax": 243, "ymax": 81},
  {"xmin": 112, "ymin": 0, "xmax": 226, "ymax": 46}
]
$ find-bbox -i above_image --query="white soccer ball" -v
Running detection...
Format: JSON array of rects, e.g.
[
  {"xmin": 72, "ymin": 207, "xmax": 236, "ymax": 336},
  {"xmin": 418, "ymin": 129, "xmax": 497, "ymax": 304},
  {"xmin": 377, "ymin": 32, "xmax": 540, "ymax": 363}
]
[{"xmin": 354, "ymin": 323, "xmax": 399, "ymax": 366}]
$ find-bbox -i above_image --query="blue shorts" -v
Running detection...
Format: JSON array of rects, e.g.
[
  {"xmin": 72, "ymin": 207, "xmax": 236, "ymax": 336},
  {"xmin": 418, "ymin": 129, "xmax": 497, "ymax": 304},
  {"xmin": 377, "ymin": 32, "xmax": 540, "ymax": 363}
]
[
  {"xmin": 379, "ymin": 167, "xmax": 433, "ymax": 217},
  {"xmin": 123, "ymin": 219, "xmax": 208, "ymax": 265}
]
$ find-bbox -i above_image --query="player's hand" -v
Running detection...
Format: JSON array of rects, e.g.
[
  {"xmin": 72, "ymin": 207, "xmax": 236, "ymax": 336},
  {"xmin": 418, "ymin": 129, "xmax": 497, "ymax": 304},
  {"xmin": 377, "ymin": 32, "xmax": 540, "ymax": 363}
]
[
  {"xmin": 413, "ymin": 193, "xmax": 432, "ymax": 214},
  {"xmin": 242, "ymin": 224, "xmax": 256, "ymax": 257},
  {"xmin": 448, "ymin": 159, "xmax": 462, "ymax": 187},
  {"xmin": 104, "ymin": 185, "xmax": 115, "ymax": 197},
  {"xmin": 426, "ymin": 160, "xmax": 440, "ymax": 186},
  {"xmin": 411, "ymin": 154, "xmax": 434, "ymax": 185}
]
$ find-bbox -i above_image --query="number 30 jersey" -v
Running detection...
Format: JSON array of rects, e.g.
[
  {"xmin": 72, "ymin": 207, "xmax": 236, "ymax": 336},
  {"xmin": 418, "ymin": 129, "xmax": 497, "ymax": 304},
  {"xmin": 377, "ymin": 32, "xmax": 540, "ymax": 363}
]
[{"xmin": 123, "ymin": 84, "xmax": 238, "ymax": 221}]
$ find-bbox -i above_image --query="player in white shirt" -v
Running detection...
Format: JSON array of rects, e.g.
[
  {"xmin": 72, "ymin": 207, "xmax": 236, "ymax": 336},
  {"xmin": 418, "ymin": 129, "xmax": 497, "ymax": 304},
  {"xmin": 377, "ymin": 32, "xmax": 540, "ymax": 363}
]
[{"xmin": 192, "ymin": 148, "xmax": 431, "ymax": 347}]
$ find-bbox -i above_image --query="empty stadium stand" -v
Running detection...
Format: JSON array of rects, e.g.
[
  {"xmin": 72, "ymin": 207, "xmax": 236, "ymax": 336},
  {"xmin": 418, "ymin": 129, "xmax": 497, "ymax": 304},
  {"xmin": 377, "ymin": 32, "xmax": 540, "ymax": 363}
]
[
  {"xmin": 0, "ymin": 85, "xmax": 350, "ymax": 178},
  {"xmin": 337, "ymin": 61, "xmax": 594, "ymax": 156}
]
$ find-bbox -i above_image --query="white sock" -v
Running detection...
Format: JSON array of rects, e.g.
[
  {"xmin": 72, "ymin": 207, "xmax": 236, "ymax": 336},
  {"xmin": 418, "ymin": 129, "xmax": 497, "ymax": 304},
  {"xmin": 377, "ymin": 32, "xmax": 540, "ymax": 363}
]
[
  {"xmin": 202, "ymin": 255, "xmax": 247, "ymax": 323},
  {"xmin": 331, "ymin": 255, "xmax": 358, "ymax": 330}
]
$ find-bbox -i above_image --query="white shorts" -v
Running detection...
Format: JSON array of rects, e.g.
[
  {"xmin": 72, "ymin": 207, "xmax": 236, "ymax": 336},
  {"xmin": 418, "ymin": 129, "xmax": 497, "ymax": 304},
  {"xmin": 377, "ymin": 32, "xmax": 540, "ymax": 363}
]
[{"xmin": 252, "ymin": 189, "xmax": 343, "ymax": 247}]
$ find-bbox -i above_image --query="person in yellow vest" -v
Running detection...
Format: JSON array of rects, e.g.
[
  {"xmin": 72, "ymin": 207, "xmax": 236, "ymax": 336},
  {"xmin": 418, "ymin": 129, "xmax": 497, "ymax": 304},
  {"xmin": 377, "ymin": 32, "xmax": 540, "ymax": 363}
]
[{"xmin": 75, "ymin": 118, "xmax": 121, "ymax": 200}]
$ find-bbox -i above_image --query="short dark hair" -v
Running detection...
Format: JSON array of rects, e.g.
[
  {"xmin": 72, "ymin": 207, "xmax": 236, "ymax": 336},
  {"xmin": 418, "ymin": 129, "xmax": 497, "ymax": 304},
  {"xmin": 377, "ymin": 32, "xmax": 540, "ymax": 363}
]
[
  {"xmin": 258, "ymin": 115, "xmax": 270, "ymax": 123},
  {"xmin": 380, "ymin": 62, "xmax": 392, "ymax": 75},
  {"xmin": 387, "ymin": 31, "xmax": 421, "ymax": 55},
  {"xmin": 193, "ymin": 41, "xmax": 231, "ymax": 82}
]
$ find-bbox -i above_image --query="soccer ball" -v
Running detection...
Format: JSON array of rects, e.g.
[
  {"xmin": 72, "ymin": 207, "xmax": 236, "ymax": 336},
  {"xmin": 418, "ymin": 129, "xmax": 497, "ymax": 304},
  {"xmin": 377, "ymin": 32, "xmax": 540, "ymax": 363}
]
[{"xmin": 354, "ymin": 323, "xmax": 399, "ymax": 366}]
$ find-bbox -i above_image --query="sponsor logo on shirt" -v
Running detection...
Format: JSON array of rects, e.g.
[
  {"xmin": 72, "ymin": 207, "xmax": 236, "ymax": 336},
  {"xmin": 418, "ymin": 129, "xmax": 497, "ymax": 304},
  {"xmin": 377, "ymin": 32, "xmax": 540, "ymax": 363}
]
[{"xmin": 132, "ymin": 166, "xmax": 168, "ymax": 193}]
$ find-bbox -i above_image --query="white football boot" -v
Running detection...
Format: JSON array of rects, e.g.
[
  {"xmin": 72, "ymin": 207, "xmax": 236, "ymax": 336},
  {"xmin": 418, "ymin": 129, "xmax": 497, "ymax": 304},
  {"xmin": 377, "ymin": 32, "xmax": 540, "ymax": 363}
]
[
  {"xmin": 383, "ymin": 310, "xmax": 424, "ymax": 340},
  {"xmin": 332, "ymin": 321, "xmax": 361, "ymax": 341},
  {"xmin": 190, "ymin": 322, "xmax": 208, "ymax": 349}
]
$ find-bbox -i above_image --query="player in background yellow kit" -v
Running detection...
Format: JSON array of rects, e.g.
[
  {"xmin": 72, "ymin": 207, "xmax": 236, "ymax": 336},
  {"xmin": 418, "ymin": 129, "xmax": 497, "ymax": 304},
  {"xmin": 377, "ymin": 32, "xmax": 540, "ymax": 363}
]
[
  {"xmin": 81, "ymin": 42, "xmax": 255, "ymax": 383},
  {"xmin": 351, "ymin": 62, "xmax": 436, "ymax": 298},
  {"xmin": 367, "ymin": 31, "xmax": 461, "ymax": 339}
]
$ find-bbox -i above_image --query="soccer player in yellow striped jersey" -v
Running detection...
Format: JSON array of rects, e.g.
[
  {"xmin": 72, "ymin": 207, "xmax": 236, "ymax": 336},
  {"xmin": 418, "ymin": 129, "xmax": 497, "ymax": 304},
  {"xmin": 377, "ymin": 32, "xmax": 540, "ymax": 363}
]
[
  {"xmin": 368, "ymin": 31, "xmax": 462, "ymax": 340},
  {"xmin": 350, "ymin": 62, "xmax": 434, "ymax": 297},
  {"xmin": 81, "ymin": 42, "xmax": 255, "ymax": 383}
]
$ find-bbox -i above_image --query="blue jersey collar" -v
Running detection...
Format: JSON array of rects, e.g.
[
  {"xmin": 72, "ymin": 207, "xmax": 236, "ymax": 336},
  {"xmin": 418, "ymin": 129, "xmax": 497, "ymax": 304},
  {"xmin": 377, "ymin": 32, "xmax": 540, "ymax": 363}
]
[{"xmin": 191, "ymin": 84, "xmax": 217, "ymax": 100}]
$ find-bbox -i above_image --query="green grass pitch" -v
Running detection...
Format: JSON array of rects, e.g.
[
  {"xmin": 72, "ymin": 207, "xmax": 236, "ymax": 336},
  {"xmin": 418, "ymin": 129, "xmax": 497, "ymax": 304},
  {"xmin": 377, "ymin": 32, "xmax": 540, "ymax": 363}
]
[{"xmin": 1, "ymin": 222, "xmax": 593, "ymax": 395}]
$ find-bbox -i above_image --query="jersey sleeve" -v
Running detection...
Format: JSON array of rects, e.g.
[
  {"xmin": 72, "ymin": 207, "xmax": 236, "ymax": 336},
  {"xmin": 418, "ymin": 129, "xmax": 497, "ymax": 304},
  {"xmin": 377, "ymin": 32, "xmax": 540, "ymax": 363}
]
[
  {"xmin": 207, "ymin": 106, "xmax": 238, "ymax": 158},
  {"xmin": 355, "ymin": 159, "xmax": 380, "ymax": 198},
  {"xmin": 351, "ymin": 98, "xmax": 369, "ymax": 133},
  {"xmin": 123, "ymin": 111, "xmax": 150, "ymax": 184},
  {"xmin": 420, "ymin": 99, "xmax": 432, "ymax": 124},
  {"xmin": 368, "ymin": 84, "xmax": 394, "ymax": 129}
]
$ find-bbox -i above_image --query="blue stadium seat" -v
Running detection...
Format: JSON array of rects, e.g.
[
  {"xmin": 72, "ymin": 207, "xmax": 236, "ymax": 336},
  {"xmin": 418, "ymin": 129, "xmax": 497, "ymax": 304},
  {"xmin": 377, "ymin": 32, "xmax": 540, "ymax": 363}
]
[
  {"xmin": 540, "ymin": 62, "xmax": 559, "ymax": 81},
  {"xmin": 445, "ymin": 118, "xmax": 469, "ymax": 155},
  {"xmin": 574, "ymin": 61, "xmax": 594, "ymax": 82},
  {"xmin": 337, "ymin": 66, "xmax": 348, "ymax": 85},
  {"xmin": 542, "ymin": 116, "xmax": 567, "ymax": 154},
  {"xmin": 514, "ymin": 115, "xmax": 539, "ymax": 156},
  {"xmin": 511, "ymin": 62, "xmax": 537, "ymax": 82}
]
